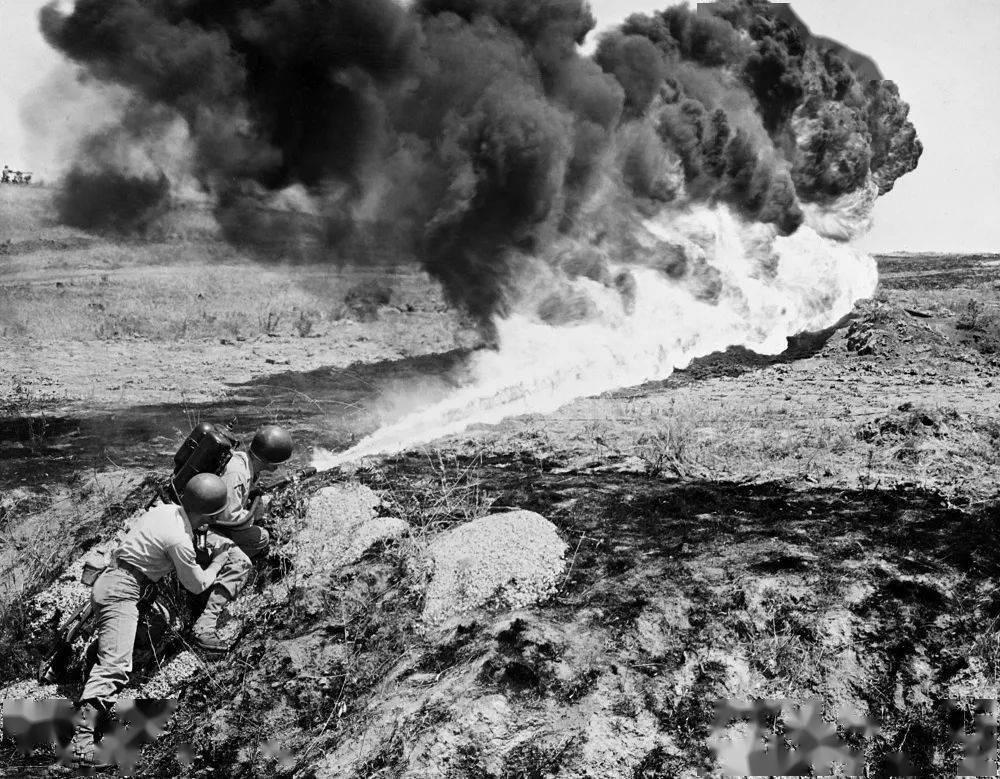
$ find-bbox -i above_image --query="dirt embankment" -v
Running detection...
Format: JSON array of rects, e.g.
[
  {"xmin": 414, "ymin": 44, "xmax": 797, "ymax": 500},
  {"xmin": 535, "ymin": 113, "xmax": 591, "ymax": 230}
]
[{"xmin": 6, "ymin": 454, "xmax": 998, "ymax": 777}]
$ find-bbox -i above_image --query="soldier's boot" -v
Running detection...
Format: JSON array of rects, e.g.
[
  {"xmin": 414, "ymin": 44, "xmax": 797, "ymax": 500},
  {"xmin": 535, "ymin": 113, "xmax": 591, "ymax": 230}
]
[
  {"xmin": 192, "ymin": 584, "xmax": 237, "ymax": 653},
  {"xmin": 68, "ymin": 701, "xmax": 113, "ymax": 771}
]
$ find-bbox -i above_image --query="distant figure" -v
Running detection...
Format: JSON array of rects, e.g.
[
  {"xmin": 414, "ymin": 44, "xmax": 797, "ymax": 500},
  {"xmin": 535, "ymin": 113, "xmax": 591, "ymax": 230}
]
[{"xmin": 1, "ymin": 167, "xmax": 34, "ymax": 185}]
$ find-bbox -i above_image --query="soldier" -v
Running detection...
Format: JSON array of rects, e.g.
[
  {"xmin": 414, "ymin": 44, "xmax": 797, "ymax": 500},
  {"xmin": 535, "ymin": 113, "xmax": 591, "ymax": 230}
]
[
  {"xmin": 70, "ymin": 474, "xmax": 233, "ymax": 768},
  {"xmin": 1, "ymin": 166, "xmax": 9, "ymax": 184},
  {"xmin": 191, "ymin": 425, "xmax": 293, "ymax": 651}
]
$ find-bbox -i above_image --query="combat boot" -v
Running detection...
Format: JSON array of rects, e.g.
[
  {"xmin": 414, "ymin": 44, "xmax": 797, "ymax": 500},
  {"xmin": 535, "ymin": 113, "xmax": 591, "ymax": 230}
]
[
  {"xmin": 192, "ymin": 584, "xmax": 236, "ymax": 653},
  {"xmin": 67, "ymin": 701, "xmax": 113, "ymax": 772}
]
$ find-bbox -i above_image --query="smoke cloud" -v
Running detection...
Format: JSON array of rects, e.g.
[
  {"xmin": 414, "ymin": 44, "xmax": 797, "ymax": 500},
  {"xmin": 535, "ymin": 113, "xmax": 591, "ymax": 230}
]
[{"xmin": 40, "ymin": 0, "xmax": 921, "ymax": 329}]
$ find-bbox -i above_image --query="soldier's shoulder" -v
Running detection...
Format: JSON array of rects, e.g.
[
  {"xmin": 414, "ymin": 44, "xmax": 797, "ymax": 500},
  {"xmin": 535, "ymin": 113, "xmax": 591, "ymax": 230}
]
[
  {"xmin": 224, "ymin": 450, "xmax": 252, "ymax": 477},
  {"xmin": 143, "ymin": 503, "xmax": 188, "ymax": 533}
]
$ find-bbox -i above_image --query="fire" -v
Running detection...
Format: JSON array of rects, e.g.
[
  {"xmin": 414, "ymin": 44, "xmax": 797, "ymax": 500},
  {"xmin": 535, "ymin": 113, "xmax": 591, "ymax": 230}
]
[{"xmin": 313, "ymin": 203, "xmax": 876, "ymax": 469}]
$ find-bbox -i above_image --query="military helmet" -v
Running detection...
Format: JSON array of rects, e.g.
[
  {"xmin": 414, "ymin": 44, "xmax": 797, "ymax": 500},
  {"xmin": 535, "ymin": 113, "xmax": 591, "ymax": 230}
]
[
  {"xmin": 182, "ymin": 473, "xmax": 228, "ymax": 516},
  {"xmin": 250, "ymin": 425, "xmax": 294, "ymax": 464}
]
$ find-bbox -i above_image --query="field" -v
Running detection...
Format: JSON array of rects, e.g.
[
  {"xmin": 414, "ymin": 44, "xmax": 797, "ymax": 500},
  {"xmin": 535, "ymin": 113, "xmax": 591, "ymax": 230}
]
[{"xmin": 3, "ymin": 183, "xmax": 1000, "ymax": 776}]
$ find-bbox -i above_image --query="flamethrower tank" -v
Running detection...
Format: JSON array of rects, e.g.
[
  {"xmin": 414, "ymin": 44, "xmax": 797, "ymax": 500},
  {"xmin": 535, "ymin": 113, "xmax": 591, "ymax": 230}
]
[
  {"xmin": 171, "ymin": 423, "xmax": 238, "ymax": 496},
  {"xmin": 173, "ymin": 422, "xmax": 216, "ymax": 472}
]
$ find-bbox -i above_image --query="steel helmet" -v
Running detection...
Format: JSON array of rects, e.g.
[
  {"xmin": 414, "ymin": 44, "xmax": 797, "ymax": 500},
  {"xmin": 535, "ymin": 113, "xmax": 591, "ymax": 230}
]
[
  {"xmin": 250, "ymin": 425, "xmax": 294, "ymax": 464},
  {"xmin": 182, "ymin": 473, "xmax": 228, "ymax": 516}
]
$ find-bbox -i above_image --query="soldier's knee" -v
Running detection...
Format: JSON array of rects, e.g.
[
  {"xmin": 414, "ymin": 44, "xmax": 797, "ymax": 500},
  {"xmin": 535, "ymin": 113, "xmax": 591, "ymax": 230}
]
[
  {"xmin": 250, "ymin": 527, "xmax": 271, "ymax": 557},
  {"xmin": 228, "ymin": 546, "xmax": 252, "ymax": 569},
  {"xmin": 223, "ymin": 549, "xmax": 254, "ymax": 584}
]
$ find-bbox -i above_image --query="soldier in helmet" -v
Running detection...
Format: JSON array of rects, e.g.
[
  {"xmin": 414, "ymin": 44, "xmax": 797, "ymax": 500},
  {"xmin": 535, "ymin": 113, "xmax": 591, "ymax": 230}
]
[
  {"xmin": 70, "ymin": 474, "xmax": 234, "ymax": 768},
  {"xmin": 191, "ymin": 425, "xmax": 294, "ymax": 651}
]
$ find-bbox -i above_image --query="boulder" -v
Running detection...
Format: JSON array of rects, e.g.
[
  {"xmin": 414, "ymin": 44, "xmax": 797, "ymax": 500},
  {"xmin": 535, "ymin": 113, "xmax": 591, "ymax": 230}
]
[{"xmin": 422, "ymin": 510, "xmax": 567, "ymax": 626}]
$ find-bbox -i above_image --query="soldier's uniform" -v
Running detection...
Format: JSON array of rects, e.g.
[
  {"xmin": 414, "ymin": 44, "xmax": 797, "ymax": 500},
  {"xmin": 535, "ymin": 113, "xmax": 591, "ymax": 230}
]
[
  {"xmin": 193, "ymin": 426, "xmax": 291, "ymax": 650},
  {"xmin": 191, "ymin": 451, "xmax": 271, "ymax": 647},
  {"xmin": 80, "ymin": 504, "xmax": 228, "ymax": 707},
  {"xmin": 198, "ymin": 451, "xmax": 270, "ymax": 596}
]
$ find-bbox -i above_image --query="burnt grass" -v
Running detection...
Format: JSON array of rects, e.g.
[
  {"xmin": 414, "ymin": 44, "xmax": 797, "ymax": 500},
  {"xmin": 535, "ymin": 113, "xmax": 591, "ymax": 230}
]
[{"xmin": 116, "ymin": 452, "xmax": 1000, "ymax": 777}]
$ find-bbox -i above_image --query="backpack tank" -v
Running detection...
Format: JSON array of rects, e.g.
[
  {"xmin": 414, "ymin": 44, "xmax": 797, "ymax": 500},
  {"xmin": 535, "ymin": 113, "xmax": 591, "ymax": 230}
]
[
  {"xmin": 171, "ymin": 423, "xmax": 238, "ymax": 496},
  {"xmin": 173, "ymin": 422, "xmax": 215, "ymax": 472}
]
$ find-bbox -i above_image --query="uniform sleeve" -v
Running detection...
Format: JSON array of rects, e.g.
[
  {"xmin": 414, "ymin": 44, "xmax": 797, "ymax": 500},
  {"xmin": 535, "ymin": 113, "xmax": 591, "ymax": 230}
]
[
  {"xmin": 218, "ymin": 460, "xmax": 252, "ymax": 526},
  {"xmin": 166, "ymin": 541, "xmax": 218, "ymax": 594}
]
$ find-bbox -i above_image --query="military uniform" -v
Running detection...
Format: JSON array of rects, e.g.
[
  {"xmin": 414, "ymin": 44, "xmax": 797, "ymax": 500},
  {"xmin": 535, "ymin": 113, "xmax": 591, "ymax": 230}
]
[
  {"xmin": 79, "ymin": 503, "xmax": 229, "ymax": 707},
  {"xmin": 190, "ymin": 451, "xmax": 273, "ymax": 647},
  {"xmin": 209, "ymin": 450, "xmax": 271, "ymax": 595}
]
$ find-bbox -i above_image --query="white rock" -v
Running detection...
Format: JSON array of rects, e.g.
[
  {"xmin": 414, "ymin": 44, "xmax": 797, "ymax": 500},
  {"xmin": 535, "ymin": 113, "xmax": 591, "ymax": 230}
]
[
  {"xmin": 286, "ymin": 484, "xmax": 408, "ymax": 588},
  {"xmin": 422, "ymin": 510, "xmax": 567, "ymax": 626}
]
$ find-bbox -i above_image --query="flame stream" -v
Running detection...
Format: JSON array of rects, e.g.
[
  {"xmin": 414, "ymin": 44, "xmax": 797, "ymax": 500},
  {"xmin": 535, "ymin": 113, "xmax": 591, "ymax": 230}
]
[{"xmin": 313, "ymin": 207, "xmax": 877, "ymax": 470}]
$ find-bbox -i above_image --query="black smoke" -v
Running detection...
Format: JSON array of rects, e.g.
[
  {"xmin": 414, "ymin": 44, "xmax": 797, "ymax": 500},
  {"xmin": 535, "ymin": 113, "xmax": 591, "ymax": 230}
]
[{"xmin": 40, "ymin": 0, "xmax": 921, "ymax": 327}]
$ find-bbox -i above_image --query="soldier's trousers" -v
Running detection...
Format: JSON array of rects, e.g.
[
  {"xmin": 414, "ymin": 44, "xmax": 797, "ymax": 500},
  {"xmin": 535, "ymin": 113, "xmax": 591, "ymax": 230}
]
[
  {"xmin": 204, "ymin": 523, "xmax": 269, "ymax": 599},
  {"xmin": 80, "ymin": 568, "xmax": 143, "ymax": 707}
]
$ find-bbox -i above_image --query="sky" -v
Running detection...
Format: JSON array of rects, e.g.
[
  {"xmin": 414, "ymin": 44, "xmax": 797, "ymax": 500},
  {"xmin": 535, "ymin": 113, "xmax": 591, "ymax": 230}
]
[{"xmin": 1, "ymin": 0, "xmax": 998, "ymax": 253}]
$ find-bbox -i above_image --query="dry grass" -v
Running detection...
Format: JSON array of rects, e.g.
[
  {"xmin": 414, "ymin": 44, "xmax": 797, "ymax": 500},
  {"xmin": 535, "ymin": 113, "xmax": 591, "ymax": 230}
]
[
  {"xmin": 1, "ymin": 186, "xmax": 447, "ymax": 341},
  {"xmin": 911, "ymin": 284, "xmax": 1000, "ymax": 317},
  {"xmin": 561, "ymin": 394, "xmax": 860, "ymax": 484},
  {"xmin": 1, "ymin": 254, "xmax": 442, "ymax": 341}
]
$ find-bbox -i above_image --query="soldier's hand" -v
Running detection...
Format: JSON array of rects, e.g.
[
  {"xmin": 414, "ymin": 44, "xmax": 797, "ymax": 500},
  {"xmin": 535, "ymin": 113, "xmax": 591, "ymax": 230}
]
[{"xmin": 211, "ymin": 539, "xmax": 234, "ymax": 559}]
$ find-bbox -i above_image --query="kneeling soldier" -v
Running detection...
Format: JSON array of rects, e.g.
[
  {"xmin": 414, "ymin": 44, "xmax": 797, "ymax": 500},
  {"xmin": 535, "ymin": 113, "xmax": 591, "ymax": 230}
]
[
  {"xmin": 192, "ymin": 425, "xmax": 294, "ymax": 651},
  {"xmin": 70, "ymin": 474, "xmax": 233, "ymax": 768}
]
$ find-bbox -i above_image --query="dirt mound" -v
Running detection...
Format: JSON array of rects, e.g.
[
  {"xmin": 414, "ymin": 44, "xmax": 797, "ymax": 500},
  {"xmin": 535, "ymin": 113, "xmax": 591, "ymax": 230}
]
[
  {"xmin": 844, "ymin": 300, "xmax": 950, "ymax": 359},
  {"xmin": 857, "ymin": 403, "xmax": 963, "ymax": 444}
]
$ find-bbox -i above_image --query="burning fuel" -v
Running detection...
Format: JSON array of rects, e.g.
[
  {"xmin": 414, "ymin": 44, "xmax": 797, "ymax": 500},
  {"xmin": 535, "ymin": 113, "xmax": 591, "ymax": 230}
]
[
  {"xmin": 314, "ymin": 200, "xmax": 877, "ymax": 467},
  {"xmin": 38, "ymin": 0, "xmax": 921, "ymax": 465}
]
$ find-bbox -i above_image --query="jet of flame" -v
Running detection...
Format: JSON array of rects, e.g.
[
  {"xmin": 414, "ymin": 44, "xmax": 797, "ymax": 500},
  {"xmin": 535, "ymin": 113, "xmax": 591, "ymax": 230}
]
[{"xmin": 313, "ymin": 200, "xmax": 876, "ymax": 469}]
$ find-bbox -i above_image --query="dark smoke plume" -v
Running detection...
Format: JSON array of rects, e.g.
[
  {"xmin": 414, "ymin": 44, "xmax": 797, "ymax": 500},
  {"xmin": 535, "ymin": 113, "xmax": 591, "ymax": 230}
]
[{"xmin": 41, "ymin": 0, "xmax": 921, "ymax": 326}]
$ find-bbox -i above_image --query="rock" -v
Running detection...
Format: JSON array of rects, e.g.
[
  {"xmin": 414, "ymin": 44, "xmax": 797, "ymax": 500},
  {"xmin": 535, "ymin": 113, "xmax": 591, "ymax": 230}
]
[
  {"xmin": 288, "ymin": 484, "xmax": 408, "ymax": 584},
  {"xmin": 421, "ymin": 510, "xmax": 567, "ymax": 626},
  {"xmin": 137, "ymin": 651, "xmax": 201, "ymax": 698}
]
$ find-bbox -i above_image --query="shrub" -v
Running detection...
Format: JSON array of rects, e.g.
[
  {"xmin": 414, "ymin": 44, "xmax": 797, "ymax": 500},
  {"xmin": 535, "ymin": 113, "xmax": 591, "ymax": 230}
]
[{"xmin": 344, "ymin": 280, "xmax": 392, "ymax": 322}]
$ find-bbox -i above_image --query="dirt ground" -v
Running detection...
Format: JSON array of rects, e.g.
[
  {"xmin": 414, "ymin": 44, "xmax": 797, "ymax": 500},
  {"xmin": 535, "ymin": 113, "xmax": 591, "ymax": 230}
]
[{"xmin": 3, "ymin": 185, "xmax": 1000, "ymax": 777}]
